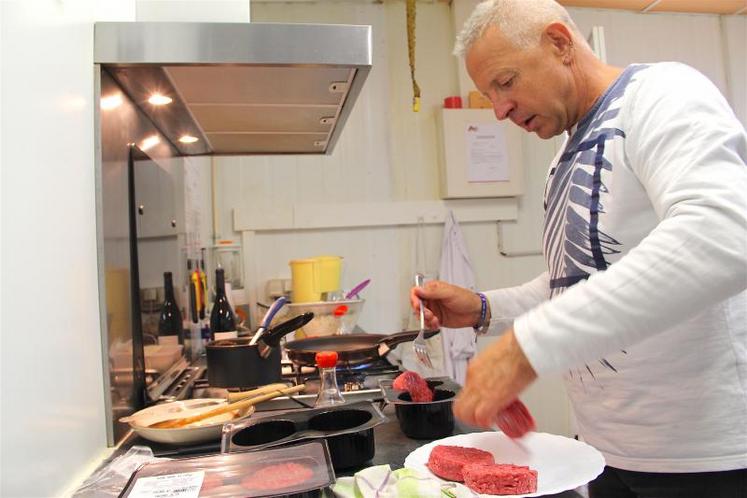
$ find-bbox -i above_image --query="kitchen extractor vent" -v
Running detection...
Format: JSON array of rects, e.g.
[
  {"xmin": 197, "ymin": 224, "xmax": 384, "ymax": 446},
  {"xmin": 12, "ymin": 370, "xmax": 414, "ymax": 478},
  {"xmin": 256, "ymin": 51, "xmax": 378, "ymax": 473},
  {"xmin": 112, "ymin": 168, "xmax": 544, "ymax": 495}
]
[{"xmin": 95, "ymin": 22, "xmax": 372, "ymax": 156}]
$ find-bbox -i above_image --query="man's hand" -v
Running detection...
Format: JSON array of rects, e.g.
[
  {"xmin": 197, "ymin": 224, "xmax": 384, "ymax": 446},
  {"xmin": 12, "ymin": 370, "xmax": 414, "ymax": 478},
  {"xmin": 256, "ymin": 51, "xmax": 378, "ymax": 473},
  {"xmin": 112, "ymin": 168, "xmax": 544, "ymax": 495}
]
[
  {"xmin": 409, "ymin": 280, "xmax": 482, "ymax": 330},
  {"xmin": 453, "ymin": 327, "xmax": 537, "ymax": 428}
]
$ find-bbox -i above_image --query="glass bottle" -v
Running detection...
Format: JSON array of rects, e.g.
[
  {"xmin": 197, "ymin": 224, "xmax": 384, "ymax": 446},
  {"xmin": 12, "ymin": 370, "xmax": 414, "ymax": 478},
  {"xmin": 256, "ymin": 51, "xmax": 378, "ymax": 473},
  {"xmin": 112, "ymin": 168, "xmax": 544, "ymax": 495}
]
[
  {"xmin": 187, "ymin": 259, "xmax": 203, "ymax": 360},
  {"xmin": 158, "ymin": 272, "xmax": 183, "ymax": 345},
  {"xmin": 314, "ymin": 351, "xmax": 345, "ymax": 408},
  {"xmin": 210, "ymin": 268, "xmax": 237, "ymax": 340}
]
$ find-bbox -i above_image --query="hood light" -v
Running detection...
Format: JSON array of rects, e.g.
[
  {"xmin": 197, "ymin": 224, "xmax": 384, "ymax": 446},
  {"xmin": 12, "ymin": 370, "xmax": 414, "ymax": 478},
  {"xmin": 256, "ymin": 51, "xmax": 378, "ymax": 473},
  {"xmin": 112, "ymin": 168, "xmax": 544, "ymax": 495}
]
[
  {"xmin": 100, "ymin": 94, "xmax": 123, "ymax": 110},
  {"xmin": 178, "ymin": 135, "xmax": 199, "ymax": 144},
  {"xmin": 140, "ymin": 135, "xmax": 160, "ymax": 151},
  {"xmin": 148, "ymin": 94, "xmax": 172, "ymax": 106}
]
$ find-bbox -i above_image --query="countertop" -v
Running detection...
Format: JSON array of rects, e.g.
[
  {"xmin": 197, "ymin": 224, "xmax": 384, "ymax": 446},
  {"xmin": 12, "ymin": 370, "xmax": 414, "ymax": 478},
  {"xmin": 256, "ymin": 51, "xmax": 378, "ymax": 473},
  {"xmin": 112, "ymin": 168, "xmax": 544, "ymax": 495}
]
[{"xmin": 96, "ymin": 403, "xmax": 585, "ymax": 498}]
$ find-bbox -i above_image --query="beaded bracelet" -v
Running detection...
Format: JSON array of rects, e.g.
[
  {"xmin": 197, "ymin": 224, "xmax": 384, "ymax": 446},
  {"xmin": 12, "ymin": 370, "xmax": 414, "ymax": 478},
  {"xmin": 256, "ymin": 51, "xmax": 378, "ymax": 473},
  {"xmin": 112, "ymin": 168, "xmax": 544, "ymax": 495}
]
[{"xmin": 473, "ymin": 292, "xmax": 489, "ymax": 335}]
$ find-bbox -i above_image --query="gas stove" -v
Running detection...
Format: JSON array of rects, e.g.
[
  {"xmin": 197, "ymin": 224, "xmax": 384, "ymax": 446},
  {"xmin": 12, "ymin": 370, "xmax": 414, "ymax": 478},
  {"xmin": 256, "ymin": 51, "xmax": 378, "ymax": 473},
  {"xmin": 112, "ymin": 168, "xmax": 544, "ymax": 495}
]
[{"xmin": 155, "ymin": 356, "xmax": 402, "ymax": 411}]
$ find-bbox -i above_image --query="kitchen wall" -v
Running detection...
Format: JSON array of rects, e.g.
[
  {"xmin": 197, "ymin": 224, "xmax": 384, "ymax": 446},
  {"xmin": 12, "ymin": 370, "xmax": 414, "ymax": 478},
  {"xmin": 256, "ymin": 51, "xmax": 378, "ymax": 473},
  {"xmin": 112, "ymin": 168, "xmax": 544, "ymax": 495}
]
[
  {"xmin": 0, "ymin": 1, "xmax": 241, "ymax": 496},
  {"xmin": 216, "ymin": 0, "xmax": 746, "ymax": 437},
  {"xmin": 1, "ymin": 1, "xmax": 116, "ymax": 496}
]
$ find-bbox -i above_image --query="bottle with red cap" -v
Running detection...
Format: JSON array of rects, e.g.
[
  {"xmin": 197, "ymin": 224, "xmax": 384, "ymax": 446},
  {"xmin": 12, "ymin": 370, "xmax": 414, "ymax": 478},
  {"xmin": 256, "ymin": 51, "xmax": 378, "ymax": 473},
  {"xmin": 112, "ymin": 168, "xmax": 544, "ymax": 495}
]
[{"xmin": 314, "ymin": 351, "xmax": 345, "ymax": 408}]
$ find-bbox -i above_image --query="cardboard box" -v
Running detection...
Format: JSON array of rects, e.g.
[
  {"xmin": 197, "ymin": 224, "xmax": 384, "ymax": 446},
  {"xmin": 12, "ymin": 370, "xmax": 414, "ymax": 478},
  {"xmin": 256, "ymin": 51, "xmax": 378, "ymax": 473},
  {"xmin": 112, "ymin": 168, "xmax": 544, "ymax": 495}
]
[{"xmin": 468, "ymin": 90, "xmax": 493, "ymax": 109}]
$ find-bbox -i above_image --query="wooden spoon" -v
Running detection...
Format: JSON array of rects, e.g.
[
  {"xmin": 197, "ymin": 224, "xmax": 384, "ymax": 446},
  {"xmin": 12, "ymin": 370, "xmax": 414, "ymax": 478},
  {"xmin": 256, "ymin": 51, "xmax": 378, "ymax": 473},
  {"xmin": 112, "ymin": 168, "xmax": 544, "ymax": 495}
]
[
  {"xmin": 121, "ymin": 383, "xmax": 292, "ymax": 427},
  {"xmin": 150, "ymin": 384, "xmax": 306, "ymax": 429},
  {"xmin": 226, "ymin": 383, "xmax": 290, "ymax": 403}
]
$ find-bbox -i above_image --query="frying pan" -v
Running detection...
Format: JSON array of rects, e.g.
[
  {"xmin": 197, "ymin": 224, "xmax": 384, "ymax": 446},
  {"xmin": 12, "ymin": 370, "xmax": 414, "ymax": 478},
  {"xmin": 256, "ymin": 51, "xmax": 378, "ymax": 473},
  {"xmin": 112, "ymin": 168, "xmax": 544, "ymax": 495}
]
[{"xmin": 284, "ymin": 329, "xmax": 440, "ymax": 367}]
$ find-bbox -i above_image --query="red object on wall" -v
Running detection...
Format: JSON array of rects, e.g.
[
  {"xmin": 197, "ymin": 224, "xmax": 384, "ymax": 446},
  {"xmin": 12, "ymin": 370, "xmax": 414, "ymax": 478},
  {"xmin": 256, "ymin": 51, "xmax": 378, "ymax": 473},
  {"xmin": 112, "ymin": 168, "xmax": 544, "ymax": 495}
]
[{"xmin": 443, "ymin": 96, "xmax": 463, "ymax": 109}]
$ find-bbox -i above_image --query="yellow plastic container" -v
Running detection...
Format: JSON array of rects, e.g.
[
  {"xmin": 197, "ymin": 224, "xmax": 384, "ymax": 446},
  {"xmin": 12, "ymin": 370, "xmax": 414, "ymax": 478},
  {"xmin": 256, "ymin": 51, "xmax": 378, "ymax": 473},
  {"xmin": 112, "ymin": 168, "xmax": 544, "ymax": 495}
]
[
  {"xmin": 314, "ymin": 255, "xmax": 343, "ymax": 293},
  {"xmin": 289, "ymin": 255, "xmax": 344, "ymax": 303},
  {"xmin": 289, "ymin": 258, "xmax": 322, "ymax": 303}
]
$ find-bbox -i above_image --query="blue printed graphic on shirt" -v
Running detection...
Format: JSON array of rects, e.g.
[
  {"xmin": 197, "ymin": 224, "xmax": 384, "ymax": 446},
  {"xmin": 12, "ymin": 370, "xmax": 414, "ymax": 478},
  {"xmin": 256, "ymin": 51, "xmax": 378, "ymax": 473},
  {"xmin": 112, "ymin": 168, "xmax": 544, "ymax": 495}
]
[
  {"xmin": 543, "ymin": 65, "xmax": 649, "ymax": 381},
  {"xmin": 544, "ymin": 65, "xmax": 649, "ymax": 297}
]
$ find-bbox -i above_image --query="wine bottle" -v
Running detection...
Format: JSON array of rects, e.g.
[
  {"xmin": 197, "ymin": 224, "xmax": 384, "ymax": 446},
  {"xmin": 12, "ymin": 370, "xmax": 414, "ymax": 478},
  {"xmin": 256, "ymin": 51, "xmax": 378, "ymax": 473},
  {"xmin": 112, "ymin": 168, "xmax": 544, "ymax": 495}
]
[
  {"xmin": 158, "ymin": 272, "xmax": 183, "ymax": 345},
  {"xmin": 210, "ymin": 268, "xmax": 237, "ymax": 340}
]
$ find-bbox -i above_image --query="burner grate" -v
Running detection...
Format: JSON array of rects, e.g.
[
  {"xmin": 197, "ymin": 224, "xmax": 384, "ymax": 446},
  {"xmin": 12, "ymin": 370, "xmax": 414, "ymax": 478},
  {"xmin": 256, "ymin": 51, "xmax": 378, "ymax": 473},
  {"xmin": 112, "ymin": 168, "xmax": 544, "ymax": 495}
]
[{"xmin": 159, "ymin": 358, "xmax": 402, "ymax": 412}]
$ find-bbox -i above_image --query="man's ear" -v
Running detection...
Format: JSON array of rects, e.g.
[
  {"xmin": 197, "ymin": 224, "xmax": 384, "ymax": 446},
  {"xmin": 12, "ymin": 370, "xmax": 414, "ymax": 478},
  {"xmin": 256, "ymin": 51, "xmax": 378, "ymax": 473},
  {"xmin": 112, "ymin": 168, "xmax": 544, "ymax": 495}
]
[{"xmin": 543, "ymin": 22, "xmax": 574, "ymax": 63}]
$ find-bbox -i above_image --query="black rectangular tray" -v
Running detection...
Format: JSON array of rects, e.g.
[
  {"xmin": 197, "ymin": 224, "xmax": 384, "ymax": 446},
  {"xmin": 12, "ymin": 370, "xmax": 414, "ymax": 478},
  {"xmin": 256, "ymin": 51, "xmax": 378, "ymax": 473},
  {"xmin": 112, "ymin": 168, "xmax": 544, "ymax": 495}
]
[{"xmin": 221, "ymin": 401, "xmax": 386, "ymax": 452}]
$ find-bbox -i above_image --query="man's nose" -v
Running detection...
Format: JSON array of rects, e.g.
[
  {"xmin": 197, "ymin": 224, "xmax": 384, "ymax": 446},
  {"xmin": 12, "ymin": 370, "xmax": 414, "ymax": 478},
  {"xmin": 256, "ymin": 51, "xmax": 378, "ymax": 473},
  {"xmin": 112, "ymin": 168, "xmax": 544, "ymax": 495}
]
[{"xmin": 493, "ymin": 99, "xmax": 514, "ymax": 121}]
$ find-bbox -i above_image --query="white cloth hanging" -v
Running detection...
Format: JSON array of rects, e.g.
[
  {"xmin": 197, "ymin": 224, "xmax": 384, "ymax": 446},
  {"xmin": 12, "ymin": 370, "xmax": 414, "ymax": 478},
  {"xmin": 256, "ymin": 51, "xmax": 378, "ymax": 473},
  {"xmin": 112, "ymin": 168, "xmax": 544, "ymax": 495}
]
[{"xmin": 438, "ymin": 210, "xmax": 477, "ymax": 385}]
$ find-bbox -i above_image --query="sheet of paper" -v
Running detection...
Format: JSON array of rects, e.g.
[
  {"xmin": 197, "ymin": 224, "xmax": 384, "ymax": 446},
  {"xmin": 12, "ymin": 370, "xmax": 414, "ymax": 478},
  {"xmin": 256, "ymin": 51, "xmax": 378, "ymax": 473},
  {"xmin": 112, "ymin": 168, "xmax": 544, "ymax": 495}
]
[
  {"xmin": 127, "ymin": 470, "xmax": 204, "ymax": 498},
  {"xmin": 465, "ymin": 123, "xmax": 509, "ymax": 183}
]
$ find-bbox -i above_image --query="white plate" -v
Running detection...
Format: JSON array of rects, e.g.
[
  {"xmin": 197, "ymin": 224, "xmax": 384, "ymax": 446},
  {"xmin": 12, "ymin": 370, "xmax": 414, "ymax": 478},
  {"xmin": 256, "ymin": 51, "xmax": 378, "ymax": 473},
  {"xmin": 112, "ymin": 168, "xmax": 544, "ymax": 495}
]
[
  {"xmin": 127, "ymin": 398, "xmax": 255, "ymax": 445},
  {"xmin": 404, "ymin": 431, "xmax": 605, "ymax": 497}
]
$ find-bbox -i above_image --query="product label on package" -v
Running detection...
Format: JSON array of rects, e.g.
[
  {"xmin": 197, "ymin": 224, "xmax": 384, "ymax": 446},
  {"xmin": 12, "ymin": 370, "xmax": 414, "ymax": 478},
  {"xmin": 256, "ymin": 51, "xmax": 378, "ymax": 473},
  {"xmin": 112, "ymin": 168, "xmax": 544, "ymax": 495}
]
[{"xmin": 127, "ymin": 471, "xmax": 204, "ymax": 498}]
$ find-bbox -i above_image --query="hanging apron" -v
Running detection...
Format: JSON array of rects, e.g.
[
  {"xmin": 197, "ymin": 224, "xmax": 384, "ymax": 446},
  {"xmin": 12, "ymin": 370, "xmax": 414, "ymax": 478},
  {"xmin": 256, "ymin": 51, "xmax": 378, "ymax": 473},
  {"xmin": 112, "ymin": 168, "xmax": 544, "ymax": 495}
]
[{"xmin": 438, "ymin": 211, "xmax": 477, "ymax": 385}]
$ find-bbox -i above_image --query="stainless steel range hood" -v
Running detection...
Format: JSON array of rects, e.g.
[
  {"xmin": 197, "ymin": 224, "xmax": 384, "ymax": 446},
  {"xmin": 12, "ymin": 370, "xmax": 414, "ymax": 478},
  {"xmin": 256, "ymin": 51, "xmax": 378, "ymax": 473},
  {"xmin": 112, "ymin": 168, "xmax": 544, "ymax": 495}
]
[{"xmin": 94, "ymin": 22, "xmax": 372, "ymax": 155}]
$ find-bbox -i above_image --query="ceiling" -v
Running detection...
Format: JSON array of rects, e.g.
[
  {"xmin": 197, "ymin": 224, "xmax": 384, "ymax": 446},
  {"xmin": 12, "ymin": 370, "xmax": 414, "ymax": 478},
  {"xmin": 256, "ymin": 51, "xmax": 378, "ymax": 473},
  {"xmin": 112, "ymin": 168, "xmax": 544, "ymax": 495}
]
[{"xmin": 557, "ymin": 0, "xmax": 746, "ymax": 15}]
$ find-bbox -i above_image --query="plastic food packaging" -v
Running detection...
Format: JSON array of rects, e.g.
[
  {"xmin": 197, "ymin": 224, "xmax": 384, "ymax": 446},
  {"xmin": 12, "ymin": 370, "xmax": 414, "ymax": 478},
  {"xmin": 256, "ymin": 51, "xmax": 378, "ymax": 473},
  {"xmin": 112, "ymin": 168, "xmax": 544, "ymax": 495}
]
[
  {"xmin": 222, "ymin": 401, "xmax": 386, "ymax": 471},
  {"xmin": 118, "ymin": 440, "xmax": 335, "ymax": 498},
  {"xmin": 72, "ymin": 446, "xmax": 165, "ymax": 498}
]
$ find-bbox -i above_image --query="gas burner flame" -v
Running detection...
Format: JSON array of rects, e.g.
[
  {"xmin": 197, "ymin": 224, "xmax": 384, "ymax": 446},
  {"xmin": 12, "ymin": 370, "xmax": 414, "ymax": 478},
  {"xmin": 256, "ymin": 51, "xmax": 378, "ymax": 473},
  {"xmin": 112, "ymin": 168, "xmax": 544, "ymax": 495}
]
[{"xmin": 343, "ymin": 362, "xmax": 375, "ymax": 372}]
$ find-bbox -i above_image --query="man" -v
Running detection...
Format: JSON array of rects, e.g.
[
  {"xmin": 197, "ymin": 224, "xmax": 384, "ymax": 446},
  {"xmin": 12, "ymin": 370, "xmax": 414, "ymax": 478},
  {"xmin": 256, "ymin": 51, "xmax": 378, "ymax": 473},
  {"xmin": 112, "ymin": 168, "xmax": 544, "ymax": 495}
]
[{"xmin": 411, "ymin": 1, "xmax": 747, "ymax": 496}]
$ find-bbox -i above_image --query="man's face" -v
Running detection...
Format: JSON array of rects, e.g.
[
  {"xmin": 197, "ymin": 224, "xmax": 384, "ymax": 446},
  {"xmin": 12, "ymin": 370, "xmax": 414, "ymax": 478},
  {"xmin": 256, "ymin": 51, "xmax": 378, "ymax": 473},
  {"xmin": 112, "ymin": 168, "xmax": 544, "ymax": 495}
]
[{"xmin": 465, "ymin": 25, "xmax": 574, "ymax": 139}]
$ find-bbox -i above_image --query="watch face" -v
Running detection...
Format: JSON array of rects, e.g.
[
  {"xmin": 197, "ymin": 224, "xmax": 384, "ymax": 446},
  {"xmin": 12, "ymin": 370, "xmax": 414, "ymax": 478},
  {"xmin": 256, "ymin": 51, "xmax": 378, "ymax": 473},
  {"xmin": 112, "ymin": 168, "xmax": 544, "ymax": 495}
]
[{"xmin": 474, "ymin": 322, "xmax": 490, "ymax": 336}]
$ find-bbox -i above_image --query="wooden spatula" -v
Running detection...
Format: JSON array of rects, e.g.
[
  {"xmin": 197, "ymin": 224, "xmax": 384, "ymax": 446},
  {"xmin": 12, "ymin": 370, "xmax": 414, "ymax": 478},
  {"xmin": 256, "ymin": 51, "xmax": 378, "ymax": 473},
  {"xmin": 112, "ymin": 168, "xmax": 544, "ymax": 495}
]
[{"xmin": 150, "ymin": 384, "xmax": 306, "ymax": 429}]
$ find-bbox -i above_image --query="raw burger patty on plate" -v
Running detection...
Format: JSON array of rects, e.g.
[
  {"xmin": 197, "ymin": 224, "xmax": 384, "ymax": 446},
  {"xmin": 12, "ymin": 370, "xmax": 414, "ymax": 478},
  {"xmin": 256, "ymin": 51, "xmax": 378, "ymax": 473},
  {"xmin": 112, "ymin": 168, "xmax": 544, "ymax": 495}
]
[
  {"xmin": 463, "ymin": 463, "xmax": 538, "ymax": 495},
  {"xmin": 427, "ymin": 445, "xmax": 495, "ymax": 481}
]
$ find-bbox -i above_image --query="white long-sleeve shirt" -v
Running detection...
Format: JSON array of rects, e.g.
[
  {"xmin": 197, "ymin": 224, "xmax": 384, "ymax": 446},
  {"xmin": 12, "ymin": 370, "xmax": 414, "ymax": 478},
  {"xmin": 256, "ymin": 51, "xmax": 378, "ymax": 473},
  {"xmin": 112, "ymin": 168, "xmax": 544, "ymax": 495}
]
[{"xmin": 485, "ymin": 63, "xmax": 747, "ymax": 472}]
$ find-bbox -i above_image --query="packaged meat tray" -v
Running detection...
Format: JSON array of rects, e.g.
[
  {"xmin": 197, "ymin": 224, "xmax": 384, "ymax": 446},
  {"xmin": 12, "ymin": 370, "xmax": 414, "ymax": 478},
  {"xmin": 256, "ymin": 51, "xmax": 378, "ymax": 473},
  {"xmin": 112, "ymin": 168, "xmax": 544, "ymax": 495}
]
[{"xmin": 118, "ymin": 440, "xmax": 335, "ymax": 498}]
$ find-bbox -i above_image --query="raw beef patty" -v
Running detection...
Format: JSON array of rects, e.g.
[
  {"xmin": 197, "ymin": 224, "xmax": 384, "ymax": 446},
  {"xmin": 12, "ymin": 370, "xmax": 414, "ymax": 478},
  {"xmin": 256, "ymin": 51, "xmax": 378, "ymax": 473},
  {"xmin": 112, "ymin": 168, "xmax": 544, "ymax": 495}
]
[
  {"xmin": 427, "ymin": 445, "xmax": 495, "ymax": 481},
  {"xmin": 240, "ymin": 461, "xmax": 314, "ymax": 491},
  {"xmin": 462, "ymin": 463, "xmax": 538, "ymax": 495},
  {"xmin": 393, "ymin": 371, "xmax": 433, "ymax": 402}
]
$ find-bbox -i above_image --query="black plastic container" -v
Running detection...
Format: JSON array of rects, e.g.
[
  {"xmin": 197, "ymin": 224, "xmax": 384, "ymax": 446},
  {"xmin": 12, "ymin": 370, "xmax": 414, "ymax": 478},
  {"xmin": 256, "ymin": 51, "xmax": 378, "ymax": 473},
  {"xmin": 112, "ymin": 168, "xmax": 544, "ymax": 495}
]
[
  {"xmin": 380, "ymin": 377, "xmax": 461, "ymax": 439},
  {"xmin": 222, "ymin": 401, "xmax": 386, "ymax": 471},
  {"xmin": 308, "ymin": 409, "xmax": 376, "ymax": 470}
]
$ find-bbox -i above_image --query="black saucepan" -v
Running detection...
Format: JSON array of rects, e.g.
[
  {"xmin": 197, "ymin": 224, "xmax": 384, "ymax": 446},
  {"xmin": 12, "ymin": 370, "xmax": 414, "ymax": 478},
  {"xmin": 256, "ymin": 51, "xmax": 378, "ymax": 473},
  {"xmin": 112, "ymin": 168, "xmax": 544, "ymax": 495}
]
[
  {"xmin": 206, "ymin": 313, "xmax": 314, "ymax": 388},
  {"xmin": 284, "ymin": 329, "xmax": 440, "ymax": 367}
]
